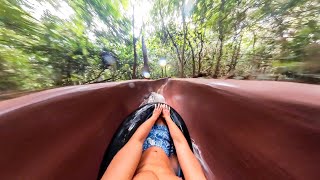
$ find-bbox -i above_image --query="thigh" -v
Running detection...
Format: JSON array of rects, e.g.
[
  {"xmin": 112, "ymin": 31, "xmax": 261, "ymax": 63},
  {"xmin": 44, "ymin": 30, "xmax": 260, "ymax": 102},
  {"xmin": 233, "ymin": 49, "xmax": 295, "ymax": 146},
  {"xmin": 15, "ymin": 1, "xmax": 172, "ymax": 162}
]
[
  {"xmin": 170, "ymin": 154, "xmax": 180, "ymax": 175},
  {"xmin": 133, "ymin": 171, "xmax": 159, "ymax": 180}
]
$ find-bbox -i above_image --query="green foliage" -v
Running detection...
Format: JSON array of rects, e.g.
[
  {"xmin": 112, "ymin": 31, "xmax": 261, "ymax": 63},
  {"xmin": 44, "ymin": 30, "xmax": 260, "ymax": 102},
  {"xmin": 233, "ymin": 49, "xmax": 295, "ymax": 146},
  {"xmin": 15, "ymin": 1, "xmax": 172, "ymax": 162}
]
[
  {"xmin": 0, "ymin": 0, "xmax": 132, "ymax": 92},
  {"xmin": 148, "ymin": 0, "xmax": 319, "ymax": 80},
  {"xmin": 0, "ymin": 0, "xmax": 319, "ymax": 94}
]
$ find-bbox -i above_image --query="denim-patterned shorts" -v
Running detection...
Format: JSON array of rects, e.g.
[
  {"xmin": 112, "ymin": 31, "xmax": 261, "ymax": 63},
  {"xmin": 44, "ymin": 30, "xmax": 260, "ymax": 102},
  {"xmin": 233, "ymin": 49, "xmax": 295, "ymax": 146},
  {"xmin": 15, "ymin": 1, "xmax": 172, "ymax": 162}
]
[{"xmin": 143, "ymin": 125, "xmax": 175, "ymax": 156}]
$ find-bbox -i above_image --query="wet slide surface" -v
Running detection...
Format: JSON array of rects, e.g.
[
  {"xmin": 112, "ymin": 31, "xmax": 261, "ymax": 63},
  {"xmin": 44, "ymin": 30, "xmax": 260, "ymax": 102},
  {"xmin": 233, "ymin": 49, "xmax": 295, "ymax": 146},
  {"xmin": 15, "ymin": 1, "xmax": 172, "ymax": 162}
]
[{"xmin": 0, "ymin": 78, "xmax": 320, "ymax": 180}]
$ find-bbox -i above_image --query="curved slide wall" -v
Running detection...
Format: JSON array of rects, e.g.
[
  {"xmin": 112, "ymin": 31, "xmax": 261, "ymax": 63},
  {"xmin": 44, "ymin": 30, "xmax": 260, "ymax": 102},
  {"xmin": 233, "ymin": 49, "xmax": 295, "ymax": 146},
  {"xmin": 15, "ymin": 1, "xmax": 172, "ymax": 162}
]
[{"xmin": 0, "ymin": 79, "xmax": 320, "ymax": 180}]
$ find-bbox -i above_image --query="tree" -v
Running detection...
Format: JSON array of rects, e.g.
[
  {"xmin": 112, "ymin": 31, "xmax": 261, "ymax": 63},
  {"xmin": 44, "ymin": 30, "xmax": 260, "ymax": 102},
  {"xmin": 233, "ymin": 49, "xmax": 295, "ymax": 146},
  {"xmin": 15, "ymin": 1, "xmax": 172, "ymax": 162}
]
[
  {"xmin": 1, "ymin": 0, "xmax": 320, "ymax": 94},
  {"xmin": 132, "ymin": 5, "xmax": 138, "ymax": 79},
  {"xmin": 141, "ymin": 25, "xmax": 150, "ymax": 75}
]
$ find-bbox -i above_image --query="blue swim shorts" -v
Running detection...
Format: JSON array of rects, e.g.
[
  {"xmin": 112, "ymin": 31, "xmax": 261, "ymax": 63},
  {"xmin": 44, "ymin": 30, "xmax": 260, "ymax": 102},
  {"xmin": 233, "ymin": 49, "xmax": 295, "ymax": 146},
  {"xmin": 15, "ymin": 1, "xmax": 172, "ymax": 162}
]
[{"xmin": 143, "ymin": 125, "xmax": 175, "ymax": 156}]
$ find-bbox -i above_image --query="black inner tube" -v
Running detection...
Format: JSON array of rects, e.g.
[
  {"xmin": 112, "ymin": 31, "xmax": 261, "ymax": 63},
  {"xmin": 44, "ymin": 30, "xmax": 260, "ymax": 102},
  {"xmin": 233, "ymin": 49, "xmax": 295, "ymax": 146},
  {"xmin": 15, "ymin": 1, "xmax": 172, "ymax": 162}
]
[{"xmin": 96, "ymin": 103, "xmax": 193, "ymax": 179}]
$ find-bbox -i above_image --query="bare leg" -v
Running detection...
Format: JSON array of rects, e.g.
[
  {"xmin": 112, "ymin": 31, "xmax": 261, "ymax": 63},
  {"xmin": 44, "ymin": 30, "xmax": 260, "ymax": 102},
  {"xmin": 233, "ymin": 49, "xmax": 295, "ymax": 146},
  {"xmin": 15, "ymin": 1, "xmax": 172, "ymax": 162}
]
[
  {"xmin": 155, "ymin": 117, "xmax": 180, "ymax": 174},
  {"xmin": 162, "ymin": 104, "xmax": 206, "ymax": 179},
  {"xmin": 101, "ymin": 104, "xmax": 163, "ymax": 180},
  {"xmin": 170, "ymin": 154, "xmax": 180, "ymax": 175}
]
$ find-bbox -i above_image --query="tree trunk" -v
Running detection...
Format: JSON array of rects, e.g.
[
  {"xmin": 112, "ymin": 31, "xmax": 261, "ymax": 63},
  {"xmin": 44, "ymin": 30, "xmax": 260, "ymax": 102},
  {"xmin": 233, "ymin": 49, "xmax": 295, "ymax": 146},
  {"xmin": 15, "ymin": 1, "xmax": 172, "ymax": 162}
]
[
  {"xmin": 214, "ymin": 37, "xmax": 224, "ymax": 78},
  {"xmin": 228, "ymin": 35, "xmax": 238, "ymax": 73},
  {"xmin": 252, "ymin": 32, "xmax": 259, "ymax": 70},
  {"xmin": 141, "ymin": 33, "xmax": 150, "ymax": 74},
  {"xmin": 158, "ymin": 1, "xmax": 182, "ymax": 76},
  {"xmin": 213, "ymin": 0, "xmax": 225, "ymax": 78},
  {"xmin": 132, "ymin": 5, "xmax": 138, "ymax": 79},
  {"xmin": 187, "ymin": 37, "xmax": 195, "ymax": 77},
  {"xmin": 65, "ymin": 57, "xmax": 72, "ymax": 85},
  {"xmin": 253, "ymin": 32, "xmax": 256, "ymax": 55},
  {"xmin": 232, "ymin": 35, "xmax": 242, "ymax": 71},
  {"xmin": 180, "ymin": 0, "xmax": 187, "ymax": 78},
  {"xmin": 198, "ymin": 32, "xmax": 204, "ymax": 76}
]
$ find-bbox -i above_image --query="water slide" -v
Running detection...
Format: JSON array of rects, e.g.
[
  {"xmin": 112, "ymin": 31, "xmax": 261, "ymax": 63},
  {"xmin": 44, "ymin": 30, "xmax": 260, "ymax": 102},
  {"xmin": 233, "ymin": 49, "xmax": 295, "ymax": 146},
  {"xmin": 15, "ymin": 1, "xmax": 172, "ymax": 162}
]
[{"xmin": 0, "ymin": 78, "xmax": 320, "ymax": 180}]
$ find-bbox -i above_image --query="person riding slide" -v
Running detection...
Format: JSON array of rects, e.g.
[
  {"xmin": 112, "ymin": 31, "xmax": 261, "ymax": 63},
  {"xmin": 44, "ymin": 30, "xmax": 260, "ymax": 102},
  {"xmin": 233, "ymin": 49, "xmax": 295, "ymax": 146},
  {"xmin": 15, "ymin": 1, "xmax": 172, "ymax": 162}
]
[{"xmin": 101, "ymin": 104, "xmax": 206, "ymax": 180}]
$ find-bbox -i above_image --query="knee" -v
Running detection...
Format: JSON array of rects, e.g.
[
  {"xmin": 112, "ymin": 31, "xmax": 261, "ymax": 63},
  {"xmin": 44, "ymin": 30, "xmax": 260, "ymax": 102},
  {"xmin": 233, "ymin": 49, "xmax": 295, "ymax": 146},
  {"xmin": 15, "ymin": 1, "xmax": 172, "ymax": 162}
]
[{"xmin": 155, "ymin": 117, "xmax": 166, "ymax": 125}]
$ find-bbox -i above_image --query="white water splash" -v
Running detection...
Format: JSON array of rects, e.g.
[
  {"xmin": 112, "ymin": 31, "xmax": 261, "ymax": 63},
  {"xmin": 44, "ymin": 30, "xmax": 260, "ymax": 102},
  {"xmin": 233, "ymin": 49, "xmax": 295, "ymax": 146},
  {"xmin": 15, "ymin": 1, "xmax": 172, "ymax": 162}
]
[
  {"xmin": 140, "ymin": 92, "xmax": 165, "ymax": 106},
  {"xmin": 192, "ymin": 139, "xmax": 215, "ymax": 179},
  {"xmin": 209, "ymin": 82, "xmax": 237, "ymax": 88}
]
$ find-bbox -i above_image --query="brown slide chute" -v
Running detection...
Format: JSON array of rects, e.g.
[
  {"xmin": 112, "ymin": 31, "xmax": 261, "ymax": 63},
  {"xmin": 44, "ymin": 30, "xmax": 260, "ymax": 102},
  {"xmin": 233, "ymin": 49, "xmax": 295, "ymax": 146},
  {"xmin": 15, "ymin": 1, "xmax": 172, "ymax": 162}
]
[{"xmin": 0, "ymin": 79, "xmax": 320, "ymax": 180}]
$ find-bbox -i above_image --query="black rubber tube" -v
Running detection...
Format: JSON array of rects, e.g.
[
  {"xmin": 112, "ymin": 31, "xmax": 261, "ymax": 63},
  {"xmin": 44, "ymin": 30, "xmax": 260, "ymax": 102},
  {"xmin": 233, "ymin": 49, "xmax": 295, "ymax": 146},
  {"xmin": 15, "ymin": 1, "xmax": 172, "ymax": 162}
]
[{"xmin": 96, "ymin": 103, "xmax": 193, "ymax": 179}]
